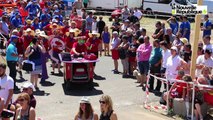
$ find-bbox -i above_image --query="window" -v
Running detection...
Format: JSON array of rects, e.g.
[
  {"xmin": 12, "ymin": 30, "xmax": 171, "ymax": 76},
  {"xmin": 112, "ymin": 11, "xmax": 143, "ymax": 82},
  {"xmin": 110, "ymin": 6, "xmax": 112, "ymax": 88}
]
[
  {"xmin": 175, "ymin": 0, "xmax": 187, "ymax": 5},
  {"xmin": 159, "ymin": 0, "xmax": 172, "ymax": 4}
]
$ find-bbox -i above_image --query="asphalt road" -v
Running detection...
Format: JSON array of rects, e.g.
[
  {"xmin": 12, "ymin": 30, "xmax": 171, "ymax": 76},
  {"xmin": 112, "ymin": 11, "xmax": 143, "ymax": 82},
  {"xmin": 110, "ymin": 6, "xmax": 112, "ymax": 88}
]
[{"xmin": 13, "ymin": 55, "xmax": 173, "ymax": 120}]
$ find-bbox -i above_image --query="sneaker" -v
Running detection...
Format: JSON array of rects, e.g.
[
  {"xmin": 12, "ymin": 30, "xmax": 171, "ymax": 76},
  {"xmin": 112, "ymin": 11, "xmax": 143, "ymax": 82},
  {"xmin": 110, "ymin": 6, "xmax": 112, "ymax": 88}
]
[
  {"xmin": 14, "ymin": 85, "xmax": 20, "ymax": 91},
  {"xmin": 113, "ymin": 70, "xmax": 119, "ymax": 74}
]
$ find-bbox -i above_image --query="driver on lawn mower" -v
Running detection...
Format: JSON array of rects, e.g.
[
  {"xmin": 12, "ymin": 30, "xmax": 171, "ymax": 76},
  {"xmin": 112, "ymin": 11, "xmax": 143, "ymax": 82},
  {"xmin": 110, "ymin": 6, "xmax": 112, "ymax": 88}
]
[{"xmin": 71, "ymin": 38, "xmax": 87, "ymax": 58}]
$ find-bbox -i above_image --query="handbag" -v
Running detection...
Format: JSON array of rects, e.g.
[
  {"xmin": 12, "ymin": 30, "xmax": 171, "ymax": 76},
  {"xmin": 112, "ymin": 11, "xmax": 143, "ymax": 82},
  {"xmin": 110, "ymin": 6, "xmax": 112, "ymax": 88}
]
[
  {"xmin": 22, "ymin": 60, "xmax": 35, "ymax": 71},
  {"xmin": 1, "ymin": 109, "xmax": 14, "ymax": 118}
]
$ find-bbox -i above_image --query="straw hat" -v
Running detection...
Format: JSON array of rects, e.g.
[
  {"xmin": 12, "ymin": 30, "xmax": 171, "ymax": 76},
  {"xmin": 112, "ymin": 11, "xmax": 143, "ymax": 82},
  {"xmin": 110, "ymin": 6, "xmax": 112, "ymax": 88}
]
[
  {"xmin": 180, "ymin": 38, "xmax": 188, "ymax": 45},
  {"xmin": 26, "ymin": 19, "xmax": 32, "ymax": 24},
  {"xmin": 66, "ymin": 28, "xmax": 81, "ymax": 37},
  {"xmin": 39, "ymin": 31, "xmax": 49, "ymax": 39},
  {"xmin": 24, "ymin": 28, "xmax": 35, "ymax": 36},
  {"xmin": 89, "ymin": 31, "xmax": 100, "ymax": 38}
]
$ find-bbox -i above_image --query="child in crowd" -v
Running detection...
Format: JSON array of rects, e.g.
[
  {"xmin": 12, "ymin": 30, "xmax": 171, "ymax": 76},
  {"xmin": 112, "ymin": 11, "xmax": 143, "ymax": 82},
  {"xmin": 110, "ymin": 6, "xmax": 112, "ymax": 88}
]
[{"xmin": 102, "ymin": 26, "xmax": 110, "ymax": 56}]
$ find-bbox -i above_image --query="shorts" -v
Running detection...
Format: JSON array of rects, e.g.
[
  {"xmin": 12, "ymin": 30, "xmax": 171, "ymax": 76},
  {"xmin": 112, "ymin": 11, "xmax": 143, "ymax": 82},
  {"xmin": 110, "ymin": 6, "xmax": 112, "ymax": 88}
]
[
  {"xmin": 52, "ymin": 51, "xmax": 61, "ymax": 64},
  {"xmin": 129, "ymin": 56, "xmax": 136, "ymax": 62},
  {"xmin": 138, "ymin": 61, "xmax": 149, "ymax": 75},
  {"xmin": 111, "ymin": 49, "xmax": 119, "ymax": 60},
  {"xmin": 31, "ymin": 65, "xmax": 42, "ymax": 75}
]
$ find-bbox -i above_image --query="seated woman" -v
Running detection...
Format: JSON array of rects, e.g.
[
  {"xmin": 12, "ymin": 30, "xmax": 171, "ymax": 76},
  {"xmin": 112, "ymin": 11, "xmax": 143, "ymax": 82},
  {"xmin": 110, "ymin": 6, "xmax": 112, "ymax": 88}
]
[
  {"xmin": 195, "ymin": 67, "xmax": 213, "ymax": 118},
  {"xmin": 71, "ymin": 37, "xmax": 87, "ymax": 58},
  {"xmin": 14, "ymin": 93, "xmax": 36, "ymax": 120},
  {"xmin": 162, "ymin": 71, "xmax": 188, "ymax": 106},
  {"xmin": 74, "ymin": 97, "xmax": 98, "ymax": 120}
]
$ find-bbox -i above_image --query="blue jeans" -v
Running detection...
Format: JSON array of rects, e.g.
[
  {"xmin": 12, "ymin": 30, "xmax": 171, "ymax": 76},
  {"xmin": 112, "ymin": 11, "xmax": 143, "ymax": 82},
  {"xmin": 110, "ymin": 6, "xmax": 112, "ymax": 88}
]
[{"xmin": 138, "ymin": 61, "xmax": 149, "ymax": 75}]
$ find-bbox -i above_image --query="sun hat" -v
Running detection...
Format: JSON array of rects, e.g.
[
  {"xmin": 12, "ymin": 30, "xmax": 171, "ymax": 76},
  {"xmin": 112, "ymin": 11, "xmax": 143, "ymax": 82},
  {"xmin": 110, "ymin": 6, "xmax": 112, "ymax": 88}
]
[
  {"xmin": 79, "ymin": 97, "xmax": 90, "ymax": 104},
  {"xmin": 12, "ymin": 29, "xmax": 19, "ymax": 34},
  {"xmin": 66, "ymin": 28, "xmax": 81, "ymax": 37},
  {"xmin": 26, "ymin": 19, "xmax": 32, "ymax": 24},
  {"xmin": 89, "ymin": 31, "xmax": 100, "ymax": 38},
  {"xmin": 24, "ymin": 28, "xmax": 35, "ymax": 36},
  {"xmin": 171, "ymin": 46, "xmax": 178, "ymax": 52},
  {"xmin": 22, "ymin": 82, "xmax": 35, "ymax": 91},
  {"xmin": 39, "ymin": 31, "xmax": 49, "ymax": 39},
  {"xmin": 180, "ymin": 38, "xmax": 188, "ymax": 45}
]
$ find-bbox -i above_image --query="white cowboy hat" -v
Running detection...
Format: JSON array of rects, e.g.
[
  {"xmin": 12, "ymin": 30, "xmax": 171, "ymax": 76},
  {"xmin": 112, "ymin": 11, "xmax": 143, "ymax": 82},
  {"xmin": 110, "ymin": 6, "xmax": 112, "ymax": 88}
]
[
  {"xmin": 39, "ymin": 31, "xmax": 49, "ymax": 39},
  {"xmin": 24, "ymin": 28, "xmax": 35, "ymax": 36},
  {"xmin": 79, "ymin": 97, "xmax": 91, "ymax": 104},
  {"xmin": 89, "ymin": 31, "xmax": 100, "ymax": 38},
  {"xmin": 66, "ymin": 28, "xmax": 81, "ymax": 37}
]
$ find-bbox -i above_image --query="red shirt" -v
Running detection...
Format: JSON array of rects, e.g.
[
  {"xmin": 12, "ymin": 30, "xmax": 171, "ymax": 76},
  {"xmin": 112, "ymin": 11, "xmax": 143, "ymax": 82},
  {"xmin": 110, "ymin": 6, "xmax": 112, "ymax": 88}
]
[
  {"xmin": 71, "ymin": 42, "xmax": 87, "ymax": 54},
  {"xmin": 72, "ymin": 16, "xmax": 82, "ymax": 29},
  {"xmin": 61, "ymin": 26, "xmax": 70, "ymax": 35},
  {"xmin": 22, "ymin": 35, "xmax": 34, "ymax": 51},
  {"xmin": 0, "ymin": 9, "xmax": 3, "ymax": 17},
  {"xmin": 86, "ymin": 38, "xmax": 101, "ymax": 53},
  {"xmin": 16, "ymin": 38, "xmax": 24, "ymax": 55},
  {"xmin": 173, "ymin": 76, "xmax": 187, "ymax": 96},
  {"xmin": 43, "ymin": 24, "xmax": 52, "ymax": 35},
  {"xmin": 64, "ymin": 36, "xmax": 76, "ymax": 51}
]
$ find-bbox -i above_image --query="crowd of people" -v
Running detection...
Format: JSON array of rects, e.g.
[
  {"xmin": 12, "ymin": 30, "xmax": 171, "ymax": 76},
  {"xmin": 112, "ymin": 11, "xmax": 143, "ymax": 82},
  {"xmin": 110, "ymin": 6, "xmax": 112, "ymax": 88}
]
[{"xmin": 0, "ymin": 0, "xmax": 212, "ymax": 119}]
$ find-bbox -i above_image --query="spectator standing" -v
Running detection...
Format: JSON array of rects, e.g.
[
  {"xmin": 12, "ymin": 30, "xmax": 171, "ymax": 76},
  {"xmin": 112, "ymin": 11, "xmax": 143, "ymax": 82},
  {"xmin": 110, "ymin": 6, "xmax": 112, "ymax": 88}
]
[
  {"xmin": 136, "ymin": 36, "xmax": 152, "ymax": 87},
  {"xmin": 152, "ymin": 21, "xmax": 164, "ymax": 42},
  {"xmin": 118, "ymin": 35, "xmax": 130, "ymax": 78},
  {"xmin": 86, "ymin": 12, "xmax": 93, "ymax": 32},
  {"xmin": 11, "ymin": 13, "xmax": 22, "ymax": 29},
  {"xmin": 102, "ymin": 26, "xmax": 111, "ymax": 56},
  {"xmin": 111, "ymin": 31, "xmax": 121, "ymax": 74},
  {"xmin": 166, "ymin": 16, "xmax": 179, "ymax": 35},
  {"xmin": 91, "ymin": 16, "xmax": 98, "ymax": 32},
  {"xmin": 121, "ymin": 5, "xmax": 130, "ymax": 21},
  {"xmin": 74, "ymin": 97, "xmax": 98, "ymax": 120},
  {"xmin": 149, "ymin": 40, "xmax": 162, "ymax": 92},
  {"xmin": 73, "ymin": 0, "xmax": 82, "ymax": 17},
  {"xmin": 133, "ymin": 7, "xmax": 143, "ymax": 20},
  {"xmin": 25, "ymin": 38, "xmax": 46, "ymax": 89},
  {"xmin": 83, "ymin": 0, "xmax": 89, "ymax": 8},
  {"xmin": 203, "ymin": 35, "xmax": 213, "ymax": 52},
  {"xmin": 97, "ymin": 16, "xmax": 106, "ymax": 37},
  {"xmin": 111, "ymin": 17, "xmax": 120, "ymax": 34},
  {"xmin": 182, "ymin": 16, "xmax": 191, "ymax": 42},
  {"xmin": 6, "ymin": 35, "xmax": 19, "ymax": 90},
  {"xmin": 25, "ymin": 0, "xmax": 41, "ymax": 17},
  {"xmin": 99, "ymin": 95, "xmax": 117, "ymax": 120},
  {"xmin": 166, "ymin": 46, "xmax": 187, "ymax": 83},
  {"xmin": 160, "ymin": 41, "xmax": 171, "ymax": 78},
  {"xmin": 196, "ymin": 49, "xmax": 213, "ymax": 77},
  {"xmin": 166, "ymin": 28, "xmax": 176, "ymax": 44},
  {"xmin": 201, "ymin": 14, "xmax": 212, "ymax": 37},
  {"xmin": 0, "ymin": 63, "xmax": 14, "ymax": 110}
]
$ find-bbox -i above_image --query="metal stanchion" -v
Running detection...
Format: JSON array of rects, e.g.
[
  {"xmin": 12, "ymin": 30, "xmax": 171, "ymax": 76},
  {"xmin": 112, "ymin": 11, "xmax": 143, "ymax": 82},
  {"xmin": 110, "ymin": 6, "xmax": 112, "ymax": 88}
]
[{"xmin": 191, "ymin": 82, "xmax": 196, "ymax": 120}]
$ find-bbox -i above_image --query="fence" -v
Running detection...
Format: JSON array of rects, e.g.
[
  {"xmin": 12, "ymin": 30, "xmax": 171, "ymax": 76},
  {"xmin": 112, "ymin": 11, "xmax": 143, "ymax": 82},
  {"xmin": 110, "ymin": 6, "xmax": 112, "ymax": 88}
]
[{"xmin": 144, "ymin": 71, "xmax": 213, "ymax": 119}]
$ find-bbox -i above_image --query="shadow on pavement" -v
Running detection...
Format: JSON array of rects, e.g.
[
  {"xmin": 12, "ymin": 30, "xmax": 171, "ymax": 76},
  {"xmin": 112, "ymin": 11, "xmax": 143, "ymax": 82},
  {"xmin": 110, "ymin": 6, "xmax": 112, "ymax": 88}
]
[
  {"xmin": 94, "ymin": 74, "xmax": 106, "ymax": 80},
  {"xmin": 62, "ymin": 83, "xmax": 103, "ymax": 96},
  {"xmin": 16, "ymin": 78, "xmax": 28, "ymax": 83},
  {"xmin": 40, "ymin": 81, "xmax": 55, "ymax": 87},
  {"xmin": 34, "ymin": 88, "xmax": 50, "ymax": 96}
]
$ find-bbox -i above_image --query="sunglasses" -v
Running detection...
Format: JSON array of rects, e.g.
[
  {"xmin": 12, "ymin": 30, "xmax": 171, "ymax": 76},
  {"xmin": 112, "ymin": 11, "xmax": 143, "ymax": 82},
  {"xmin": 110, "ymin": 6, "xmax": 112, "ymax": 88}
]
[
  {"xmin": 99, "ymin": 100, "xmax": 106, "ymax": 104},
  {"xmin": 18, "ymin": 99, "xmax": 25, "ymax": 102},
  {"xmin": 22, "ymin": 88, "xmax": 28, "ymax": 91}
]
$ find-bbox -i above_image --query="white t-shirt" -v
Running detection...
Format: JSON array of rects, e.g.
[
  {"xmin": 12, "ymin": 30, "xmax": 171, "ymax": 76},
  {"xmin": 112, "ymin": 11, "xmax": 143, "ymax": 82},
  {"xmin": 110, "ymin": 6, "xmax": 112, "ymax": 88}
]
[
  {"xmin": 0, "ymin": 75, "xmax": 14, "ymax": 104},
  {"xmin": 166, "ymin": 55, "xmax": 182, "ymax": 82},
  {"xmin": 162, "ymin": 49, "xmax": 171, "ymax": 68},
  {"xmin": 92, "ymin": 21, "xmax": 97, "ymax": 32},
  {"xmin": 111, "ymin": 38, "xmax": 121, "ymax": 50},
  {"xmin": 196, "ymin": 55, "xmax": 213, "ymax": 77},
  {"xmin": 134, "ymin": 10, "xmax": 143, "ymax": 19}
]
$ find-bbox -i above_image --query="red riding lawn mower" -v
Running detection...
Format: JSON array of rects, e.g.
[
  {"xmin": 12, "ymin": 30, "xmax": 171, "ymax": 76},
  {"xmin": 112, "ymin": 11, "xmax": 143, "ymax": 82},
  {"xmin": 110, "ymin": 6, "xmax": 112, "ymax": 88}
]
[{"xmin": 109, "ymin": 7, "xmax": 122, "ymax": 21}]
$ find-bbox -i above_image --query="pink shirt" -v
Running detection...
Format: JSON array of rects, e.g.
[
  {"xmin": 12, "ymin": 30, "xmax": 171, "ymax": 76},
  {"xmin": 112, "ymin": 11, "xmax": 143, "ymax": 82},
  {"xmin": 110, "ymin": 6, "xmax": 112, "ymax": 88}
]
[{"xmin": 136, "ymin": 43, "xmax": 152, "ymax": 62}]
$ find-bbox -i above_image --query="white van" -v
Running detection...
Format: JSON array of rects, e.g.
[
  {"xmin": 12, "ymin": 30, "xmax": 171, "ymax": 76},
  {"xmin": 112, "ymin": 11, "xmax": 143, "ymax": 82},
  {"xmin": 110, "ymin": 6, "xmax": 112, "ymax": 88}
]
[
  {"xmin": 88, "ymin": 0, "xmax": 142, "ymax": 10},
  {"xmin": 143, "ymin": 0, "xmax": 213, "ymax": 15}
]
